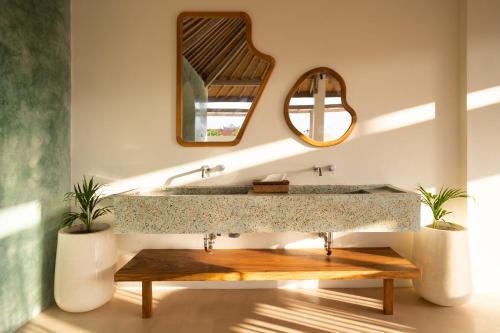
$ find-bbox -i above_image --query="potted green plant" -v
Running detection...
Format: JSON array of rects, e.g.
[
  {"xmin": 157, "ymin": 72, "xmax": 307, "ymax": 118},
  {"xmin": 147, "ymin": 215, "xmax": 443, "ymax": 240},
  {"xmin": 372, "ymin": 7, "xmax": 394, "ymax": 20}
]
[
  {"xmin": 54, "ymin": 177, "xmax": 116, "ymax": 312},
  {"xmin": 412, "ymin": 185, "xmax": 472, "ymax": 306}
]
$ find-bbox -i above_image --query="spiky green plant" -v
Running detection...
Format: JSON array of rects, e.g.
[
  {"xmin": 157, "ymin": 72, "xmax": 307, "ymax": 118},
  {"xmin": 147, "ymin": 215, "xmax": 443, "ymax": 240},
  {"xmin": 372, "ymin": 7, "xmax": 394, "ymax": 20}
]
[
  {"xmin": 62, "ymin": 177, "xmax": 112, "ymax": 233},
  {"xmin": 417, "ymin": 185, "xmax": 468, "ymax": 229}
]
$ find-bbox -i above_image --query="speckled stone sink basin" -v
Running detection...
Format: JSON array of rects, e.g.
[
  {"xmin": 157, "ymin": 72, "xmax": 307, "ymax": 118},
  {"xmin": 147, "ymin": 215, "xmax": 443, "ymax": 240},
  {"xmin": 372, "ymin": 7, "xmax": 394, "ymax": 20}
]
[
  {"xmin": 163, "ymin": 186, "xmax": 250, "ymax": 195},
  {"xmin": 113, "ymin": 184, "xmax": 420, "ymax": 234}
]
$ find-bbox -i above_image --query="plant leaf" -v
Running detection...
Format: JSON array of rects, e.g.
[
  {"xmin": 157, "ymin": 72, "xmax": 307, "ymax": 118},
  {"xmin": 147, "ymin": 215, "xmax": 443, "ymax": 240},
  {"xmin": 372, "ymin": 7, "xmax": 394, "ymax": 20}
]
[
  {"xmin": 61, "ymin": 176, "xmax": 112, "ymax": 231},
  {"xmin": 416, "ymin": 184, "xmax": 468, "ymax": 228}
]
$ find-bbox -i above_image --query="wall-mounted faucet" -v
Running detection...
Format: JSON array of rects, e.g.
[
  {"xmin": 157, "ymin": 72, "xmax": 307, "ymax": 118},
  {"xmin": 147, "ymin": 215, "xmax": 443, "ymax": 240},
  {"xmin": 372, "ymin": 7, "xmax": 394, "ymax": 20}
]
[
  {"xmin": 313, "ymin": 165, "xmax": 323, "ymax": 176},
  {"xmin": 313, "ymin": 164, "xmax": 336, "ymax": 176},
  {"xmin": 319, "ymin": 232, "xmax": 334, "ymax": 255},
  {"xmin": 201, "ymin": 165, "xmax": 210, "ymax": 178},
  {"xmin": 201, "ymin": 164, "xmax": 225, "ymax": 178},
  {"xmin": 204, "ymin": 233, "xmax": 219, "ymax": 252}
]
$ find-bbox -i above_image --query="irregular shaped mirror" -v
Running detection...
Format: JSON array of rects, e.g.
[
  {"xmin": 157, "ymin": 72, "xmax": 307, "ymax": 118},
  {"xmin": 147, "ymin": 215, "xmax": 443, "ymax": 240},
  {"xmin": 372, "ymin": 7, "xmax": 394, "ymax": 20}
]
[
  {"xmin": 177, "ymin": 12, "xmax": 275, "ymax": 146},
  {"xmin": 284, "ymin": 67, "xmax": 357, "ymax": 147}
]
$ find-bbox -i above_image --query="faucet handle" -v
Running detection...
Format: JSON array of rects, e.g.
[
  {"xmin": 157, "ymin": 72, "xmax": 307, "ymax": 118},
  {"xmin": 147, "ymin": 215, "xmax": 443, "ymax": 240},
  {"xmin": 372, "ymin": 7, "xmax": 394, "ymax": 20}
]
[
  {"xmin": 214, "ymin": 164, "xmax": 225, "ymax": 172},
  {"xmin": 313, "ymin": 165, "xmax": 323, "ymax": 176},
  {"xmin": 201, "ymin": 165, "xmax": 210, "ymax": 178},
  {"xmin": 327, "ymin": 164, "xmax": 336, "ymax": 172},
  {"xmin": 201, "ymin": 164, "xmax": 225, "ymax": 178}
]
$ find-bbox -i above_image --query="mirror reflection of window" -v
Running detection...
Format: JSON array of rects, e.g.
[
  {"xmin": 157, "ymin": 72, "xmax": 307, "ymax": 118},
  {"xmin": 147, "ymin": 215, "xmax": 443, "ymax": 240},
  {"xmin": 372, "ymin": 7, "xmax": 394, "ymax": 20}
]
[
  {"xmin": 286, "ymin": 70, "xmax": 356, "ymax": 145},
  {"xmin": 289, "ymin": 110, "xmax": 352, "ymax": 141},
  {"xmin": 179, "ymin": 14, "xmax": 274, "ymax": 144},
  {"xmin": 205, "ymin": 98, "xmax": 252, "ymax": 142}
]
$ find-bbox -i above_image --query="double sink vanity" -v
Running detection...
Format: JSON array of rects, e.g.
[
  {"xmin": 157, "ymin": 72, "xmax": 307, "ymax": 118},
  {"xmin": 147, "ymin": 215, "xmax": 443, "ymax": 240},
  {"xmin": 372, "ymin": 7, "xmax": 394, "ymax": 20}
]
[
  {"xmin": 113, "ymin": 11, "xmax": 422, "ymax": 319},
  {"xmin": 113, "ymin": 184, "xmax": 420, "ymax": 240},
  {"xmin": 113, "ymin": 183, "xmax": 421, "ymax": 318}
]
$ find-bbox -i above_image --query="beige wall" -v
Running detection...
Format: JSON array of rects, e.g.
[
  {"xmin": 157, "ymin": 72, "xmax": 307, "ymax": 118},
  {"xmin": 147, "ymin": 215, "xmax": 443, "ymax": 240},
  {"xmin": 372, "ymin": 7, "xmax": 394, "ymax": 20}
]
[
  {"xmin": 467, "ymin": 0, "xmax": 500, "ymax": 293},
  {"xmin": 71, "ymin": 0, "xmax": 463, "ymax": 287}
]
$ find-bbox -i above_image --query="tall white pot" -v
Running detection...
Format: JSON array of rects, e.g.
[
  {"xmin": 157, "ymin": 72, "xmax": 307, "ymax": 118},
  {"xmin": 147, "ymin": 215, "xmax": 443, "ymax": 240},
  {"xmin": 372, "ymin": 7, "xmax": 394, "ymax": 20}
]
[
  {"xmin": 412, "ymin": 225, "xmax": 472, "ymax": 306},
  {"xmin": 54, "ymin": 223, "xmax": 116, "ymax": 312}
]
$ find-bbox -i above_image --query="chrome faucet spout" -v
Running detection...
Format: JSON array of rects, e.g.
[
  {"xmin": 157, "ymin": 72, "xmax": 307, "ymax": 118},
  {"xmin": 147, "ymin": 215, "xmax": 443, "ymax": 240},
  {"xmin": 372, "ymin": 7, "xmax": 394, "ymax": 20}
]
[
  {"xmin": 201, "ymin": 164, "xmax": 225, "ymax": 178},
  {"xmin": 313, "ymin": 164, "xmax": 335, "ymax": 176},
  {"xmin": 313, "ymin": 165, "xmax": 323, "ymax": 176}
]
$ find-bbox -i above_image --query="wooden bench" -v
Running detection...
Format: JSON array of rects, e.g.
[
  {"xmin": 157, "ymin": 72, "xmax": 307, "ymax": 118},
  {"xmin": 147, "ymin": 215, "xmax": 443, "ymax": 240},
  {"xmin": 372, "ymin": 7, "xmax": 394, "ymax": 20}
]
[{"xmin": 114, "ymin": 247, "xmax": 419, "ymax": 318}]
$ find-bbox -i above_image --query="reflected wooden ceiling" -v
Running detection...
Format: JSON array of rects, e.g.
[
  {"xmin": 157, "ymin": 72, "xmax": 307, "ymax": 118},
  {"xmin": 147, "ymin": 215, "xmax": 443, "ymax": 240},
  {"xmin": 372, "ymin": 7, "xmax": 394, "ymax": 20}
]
[
  {"xmin": 182, "ymin": 16, "xmax": 271, "ymax": 101},
  {"xmin": 289, "ymin": 73, "xmax": 343, "ymax": 113},
  {"xmin": 293, "ymin": 74, "xmax": 342, "ymax": 98}
]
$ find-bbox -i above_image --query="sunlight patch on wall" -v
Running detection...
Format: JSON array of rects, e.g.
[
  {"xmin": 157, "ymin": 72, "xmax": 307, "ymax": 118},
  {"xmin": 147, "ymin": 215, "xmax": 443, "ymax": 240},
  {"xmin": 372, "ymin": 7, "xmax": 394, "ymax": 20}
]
[
  {"xmin": 355, "ymin": 102, "xmax": 435, "ymax": 137},
  {"xmin": 102, "ymin": 138, "xmax": 313, "ymax": 195},
  {"xmin": 467, "ymin": 85, "xmax": 500, "ymax": 111},
  {"xmin": 467, "ymin": 174, "xmax": 500, "ymax": 292},
  {"xmin": 102, "ymin": 102, "xmax": 440, "ymax": 195},
  {"xmin": 102, "ymin": 101, "xmax": 440, "ymax": 293},
  {"xmin": 0, "ymin": 201, "xmax": 41, "ymax": 239}
]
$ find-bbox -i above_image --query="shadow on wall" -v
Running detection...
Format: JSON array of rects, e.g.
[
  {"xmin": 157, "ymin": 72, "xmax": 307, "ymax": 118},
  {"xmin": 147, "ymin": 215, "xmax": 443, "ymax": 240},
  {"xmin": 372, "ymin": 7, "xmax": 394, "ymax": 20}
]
[{"xmin": 467, "ymin": 85, "xmax": 500, "ymax": 180}]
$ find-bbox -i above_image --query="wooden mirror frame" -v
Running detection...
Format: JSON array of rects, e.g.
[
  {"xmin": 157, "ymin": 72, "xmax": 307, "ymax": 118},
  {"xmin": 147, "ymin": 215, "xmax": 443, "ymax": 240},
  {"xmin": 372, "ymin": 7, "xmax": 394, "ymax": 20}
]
[
  {"xmin": 176, "ymin": 12, "xmax": 275, "ymax": 147},
  {"xmin": 284, "ymin": 67, "xmax": 357, "ymax": 147}
]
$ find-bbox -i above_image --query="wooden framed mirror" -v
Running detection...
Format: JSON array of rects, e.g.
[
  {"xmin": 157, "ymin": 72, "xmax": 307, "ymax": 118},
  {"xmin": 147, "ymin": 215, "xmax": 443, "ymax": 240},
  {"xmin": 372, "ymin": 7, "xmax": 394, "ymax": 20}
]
[
  {"xmin": 284, "ymin": 67, "xmax": 357, "ymax": 147},
  {"xmin": 177, "ymin": 12, "xmax": 275, "ymax": 147}
]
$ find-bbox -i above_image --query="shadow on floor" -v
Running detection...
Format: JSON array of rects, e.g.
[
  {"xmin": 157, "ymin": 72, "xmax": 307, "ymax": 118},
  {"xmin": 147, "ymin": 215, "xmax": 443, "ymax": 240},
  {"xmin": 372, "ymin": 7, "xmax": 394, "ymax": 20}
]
[{"xmin": 17, "ymin": 287, "xmax": 479, "ymax": 333}]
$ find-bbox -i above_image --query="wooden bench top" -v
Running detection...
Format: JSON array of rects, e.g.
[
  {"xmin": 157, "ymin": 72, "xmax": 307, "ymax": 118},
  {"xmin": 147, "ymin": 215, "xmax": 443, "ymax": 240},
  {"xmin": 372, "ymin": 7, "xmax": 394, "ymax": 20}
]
[{"xmin": 115, "ymin": 247, "xmax": 419, "ymax": 282}]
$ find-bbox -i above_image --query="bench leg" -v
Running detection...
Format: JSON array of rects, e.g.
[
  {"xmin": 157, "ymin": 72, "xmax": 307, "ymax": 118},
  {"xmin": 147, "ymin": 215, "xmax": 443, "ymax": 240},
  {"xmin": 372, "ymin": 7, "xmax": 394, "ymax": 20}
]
[
  {"xmin": 383, "ymin": 279, "xmax": 394, "ymax": 315},
  {"xmin": 142, "ymin": 281, "xmax": 152, "ymax": 318}
]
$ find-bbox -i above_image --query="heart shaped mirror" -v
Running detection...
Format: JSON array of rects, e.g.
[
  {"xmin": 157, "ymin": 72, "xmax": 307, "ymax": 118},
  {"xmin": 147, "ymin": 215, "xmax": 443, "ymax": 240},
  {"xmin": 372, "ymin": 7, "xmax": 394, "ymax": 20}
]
[{"xmin": 284, "ymin": 67, "xmax": 357, "ymax": 147}]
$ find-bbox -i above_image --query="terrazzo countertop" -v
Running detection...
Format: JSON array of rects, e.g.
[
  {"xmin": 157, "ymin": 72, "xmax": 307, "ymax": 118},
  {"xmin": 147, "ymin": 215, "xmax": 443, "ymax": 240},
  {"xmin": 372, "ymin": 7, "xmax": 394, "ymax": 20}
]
[{"xmin": 112, "ymin": 185, "xmax": 420, "ymax": 234}]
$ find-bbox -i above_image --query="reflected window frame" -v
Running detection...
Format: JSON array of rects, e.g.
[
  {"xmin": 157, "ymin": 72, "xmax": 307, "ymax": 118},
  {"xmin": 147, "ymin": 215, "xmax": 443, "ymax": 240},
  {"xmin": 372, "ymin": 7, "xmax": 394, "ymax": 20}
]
[
  {"xmin": 176, "ymin": 12, "xmax": 275, "ymax": 147},
  {"xmin": 284, "ymin": 67, "xmax": 357, "ymax": 147}
]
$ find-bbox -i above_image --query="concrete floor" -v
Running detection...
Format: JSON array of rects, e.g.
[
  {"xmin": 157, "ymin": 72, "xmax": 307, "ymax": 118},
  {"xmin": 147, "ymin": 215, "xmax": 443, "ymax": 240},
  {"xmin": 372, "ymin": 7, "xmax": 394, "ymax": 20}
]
[{"xmin": 16, "ymin": 287, "xmax": 500, "ymax": 333}]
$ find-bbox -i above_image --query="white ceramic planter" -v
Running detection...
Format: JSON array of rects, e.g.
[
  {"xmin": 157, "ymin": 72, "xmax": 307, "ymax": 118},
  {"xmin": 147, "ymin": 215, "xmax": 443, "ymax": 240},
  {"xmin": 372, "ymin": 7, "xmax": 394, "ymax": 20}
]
[
  {"xmin": 412, "ymin": 225, "xmax": 472, "ymax": 306},
  {"xmin": 54, "ymin": 223, "xmax": 116, "ymax": 312}
]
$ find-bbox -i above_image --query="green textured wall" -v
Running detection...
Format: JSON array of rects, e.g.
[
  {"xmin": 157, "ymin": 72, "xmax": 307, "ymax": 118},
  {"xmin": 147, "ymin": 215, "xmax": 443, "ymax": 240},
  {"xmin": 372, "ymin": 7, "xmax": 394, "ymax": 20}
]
[{"xmin": 0, "ymin": 1, "xmax": 70, "ymax": 332}]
